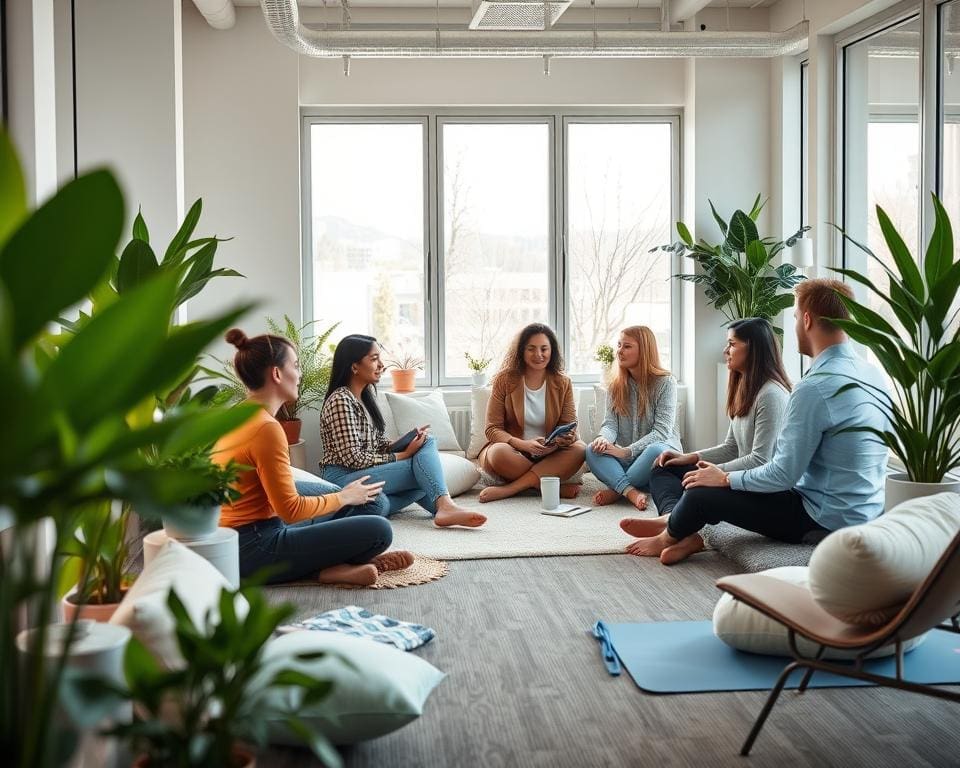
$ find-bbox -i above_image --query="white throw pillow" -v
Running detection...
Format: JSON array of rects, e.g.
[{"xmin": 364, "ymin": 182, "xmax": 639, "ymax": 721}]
[
  {"xmin": 713, "ymin": 566, "xmax": 925, "ymax": 659},
  {"xmin": 808, "ymin": 492, "xmax": 960, "ymax": 627},
  {"xmin": 592, "ymin": 384, "xmax": 608, "ymax": 440},
  {"xmin": 372, "ymin": 387, "xmax": 399, "ymax": 440},
  {"xmin": 439, "ymin": 452, "xmax": 480, "ymax": 496},
  {"xmin": 261, "ymin": 631, "xmax": 444, "ymax": 745},
  {"xmin": 385, "ymin": 390, "xmax": 461, "ymax": 451},
  {"xmin": 110, "ymin": 540, "xmax": 248, "ymax": 669},
  {"xmin": 466, "ymin": 385, "xmax": 493, "ymax": 459}
]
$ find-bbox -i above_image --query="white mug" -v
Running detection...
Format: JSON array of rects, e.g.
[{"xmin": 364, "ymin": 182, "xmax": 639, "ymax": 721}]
[{"xmin": 540, "ymin": 476, "xmax": 561, "ymax": 510}]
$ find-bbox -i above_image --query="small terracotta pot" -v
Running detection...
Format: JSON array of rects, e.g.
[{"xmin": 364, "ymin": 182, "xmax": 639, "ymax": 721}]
[
  {"xmin": 390, "ymin": 368, "xmax": 417, "ymax": 393},
  {"xmin": 133, "ymin": 745, "xmax": 255, "ymax": 768},
  {"xmin": 62, "ymin": 590, "xmax": 127, "ymax": 623},
  {"xmin": 279, "ymin": 418, "xmax": 302, "ymax": 444}
]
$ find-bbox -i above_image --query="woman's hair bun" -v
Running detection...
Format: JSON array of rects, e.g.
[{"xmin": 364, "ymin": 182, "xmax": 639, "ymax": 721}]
[{"xmin": 225, "ymin": 328, "xmax": 248, "ymax": 349}]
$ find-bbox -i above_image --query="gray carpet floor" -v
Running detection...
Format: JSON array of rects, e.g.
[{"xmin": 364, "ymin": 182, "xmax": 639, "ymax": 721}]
[{"xmin": 261, "ymin": 551, "xmax": 960, "ymax": 768}]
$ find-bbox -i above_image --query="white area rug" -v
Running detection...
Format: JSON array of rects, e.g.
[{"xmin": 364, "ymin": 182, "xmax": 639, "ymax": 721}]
[{"xmin": 389, "ymin": 473, "xmax": 655, "ymax": 560}]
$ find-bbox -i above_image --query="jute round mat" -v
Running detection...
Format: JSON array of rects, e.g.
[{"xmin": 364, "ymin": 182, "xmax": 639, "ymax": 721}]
[{"xmin": 334, "ymin": 553, "xmax": 449, "ymax": 590}]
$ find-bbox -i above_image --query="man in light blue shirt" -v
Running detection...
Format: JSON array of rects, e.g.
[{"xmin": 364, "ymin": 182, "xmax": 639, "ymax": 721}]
[{"xmin": 622, "ymin": 278, "xmax": 890, "ymax": 565}]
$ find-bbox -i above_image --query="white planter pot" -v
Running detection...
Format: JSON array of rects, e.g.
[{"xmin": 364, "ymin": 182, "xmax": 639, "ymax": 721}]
[
  {"xmin": 885, "ymin": 472, "xmax": 960, "ymax": 512},
  {"xmin": 471, "ymin": 372, "xmax": 488, "ymax": 386},
  {"xmin": 162, "ymin": 503, "xmax": 221, "ymax": 542}
]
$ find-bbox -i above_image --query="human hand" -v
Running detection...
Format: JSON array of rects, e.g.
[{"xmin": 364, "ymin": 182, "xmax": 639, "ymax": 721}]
[
  {"xmin": 591, "ymin": 436, "xmax": 611, "ymax": 453},
  {"xmin": 658, "ymin": 450, "xmax": 699, "ymax": 467},
  {"xmin": 608, "ymin": 444, "xmax": 631, "ymax": 460},
  {"xmin": 338, "ymin": 476, "xmax": 386, "ymax": 506},
  {"xmin": 550, "ymin": 430, "xmax": 576, "ymax": 448},
  {"xmin": 514, "ymin": 438, "xmax": 548, "ymax": 457},
  {"xmin": 535, "ymin": 437, "xmax": 559, "ymax": 456},
  {"xmin": 398, "ymin": 427, "xmax": 429, "ymax": 460},
  {"xmin": 680, "ymin": 461, "xmax": 729, "ymax": 489}
]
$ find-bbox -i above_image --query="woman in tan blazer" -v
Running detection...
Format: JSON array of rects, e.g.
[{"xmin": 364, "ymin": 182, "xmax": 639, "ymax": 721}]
[{"xmin": 478, "ymin": 323, "xmax": 586, "ymax": 503}]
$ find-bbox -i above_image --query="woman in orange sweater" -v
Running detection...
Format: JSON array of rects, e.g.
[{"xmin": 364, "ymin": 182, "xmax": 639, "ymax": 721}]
[{"xmin": 214, "ymin": 328, "xmax": 412, "ymax": 586}]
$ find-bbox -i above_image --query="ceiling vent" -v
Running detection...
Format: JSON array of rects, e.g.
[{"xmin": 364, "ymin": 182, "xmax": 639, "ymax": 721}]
[{"xmin": 469, "ymin": 1, "xmax": 573, "ymax": 31}]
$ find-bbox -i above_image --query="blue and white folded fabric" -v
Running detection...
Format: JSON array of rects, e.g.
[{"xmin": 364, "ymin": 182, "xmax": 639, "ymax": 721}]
[{"xmin": 278, "ymin": 605, "xmax": 436, "ymax": 651}]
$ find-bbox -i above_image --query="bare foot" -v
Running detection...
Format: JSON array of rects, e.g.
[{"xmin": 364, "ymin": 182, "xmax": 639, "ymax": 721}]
[
  {"xmin": 624, "ymin": 488, "xmax": 648, "ymax": 511},
  {"xmin": 318, "ymin": 563, "xmax": 378, "ymax": 586},
  {"xmin": 372, "ymin": 550, "xmax": 415, "ymax": 572},
  {"xmin": 435, "ymin": 506, "xmax": 487, "ymax": 528},
  {"xmin": 625, "ymin": 530, "xmax": 677, "ymax": 558},
  {"xmin": 478, "ymin": 485, "xmax": 514, "ymax": 503},
  {"xmin": 660, "ymin": 534, "xmax": 705, "ymax": 565},
  {"xmin": 560, "ymin": 483, "xmax": 581, "ymax": 499},
  {"xmin": 619, "ymin": 515, "xmax": 669, "ymax": 538},
  {"xmin": 593, "ymin": 489, "xmax": 621, "ymax": 506}
]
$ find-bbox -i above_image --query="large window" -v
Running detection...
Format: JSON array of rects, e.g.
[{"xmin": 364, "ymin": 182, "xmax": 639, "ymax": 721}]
[
  {"xmin": 842, "ymin": 15, "xmax": 921, "ymax": 334},
  {"xmin": 800, "ymin": 59, "xmax": 809, "ymax": 228},
  {"xmin": 303, "ymin": 113, "xmax": 679, "ymax": 385},
  {"xmin": 940, "ymin": 0, "xmax": 960, "ymax": 337}
]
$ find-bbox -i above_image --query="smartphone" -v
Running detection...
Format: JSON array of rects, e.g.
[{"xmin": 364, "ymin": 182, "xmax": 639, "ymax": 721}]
[
  {"xmin": 544, "ymin": 421, "xmax": 577, "ymax": 446},
  {"xmin": 389, "ymin": 425, "xmax": 429, "ymax": 452}
]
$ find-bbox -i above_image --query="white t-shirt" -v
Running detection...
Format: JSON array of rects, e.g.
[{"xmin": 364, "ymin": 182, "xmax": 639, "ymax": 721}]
[{"xmin": 522, "ymin": 381, "xmax": 547, "ymax": 441}]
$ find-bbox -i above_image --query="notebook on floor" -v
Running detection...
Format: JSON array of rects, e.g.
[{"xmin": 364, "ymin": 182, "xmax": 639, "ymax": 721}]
[{"xmin": 541, "ymin": 503, "xmax": 592, "ymax": 518}]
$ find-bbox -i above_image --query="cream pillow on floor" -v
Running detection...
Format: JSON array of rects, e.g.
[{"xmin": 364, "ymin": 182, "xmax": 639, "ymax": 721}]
[
  {"xmin": 385, "ymin": 390, "xmax": 461, "ymax": 451},
  {"xmin": 808, "ymin": 492, "xmax": 960, "ymax": 627},
  {"xmin": 110, "ymin": 540, "xmax": 248, "ymax": 669},
  {"xmin": 467, "ymin": 385, "xmax": 493, "ymax": 459},
  {"xmin": 438, "ymin": 452, "xmax": 481, "ymax": 496},
  {"xmin": 713, "ymin": 566, "xmax": 925, "ymax": 659}
]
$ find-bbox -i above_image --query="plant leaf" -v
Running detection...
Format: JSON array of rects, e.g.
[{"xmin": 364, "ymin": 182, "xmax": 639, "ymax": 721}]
[
  {"xmin": 163, "ymin": 198, "xmax": 202, "ymax": 265},
  {"xmin": 0, "ymin": 131, "xmax": 27, "ymax": 248},
  {"xmin": 876, "ymin": 204, "xmax": 925, "ymax": 302},
  {"xmin": 132, "ymin": 208, "xmax": 150, "ymax": 243},
  {"xmin": 116, "ymin": 238, "xmax": 159, "ymax": 294}
]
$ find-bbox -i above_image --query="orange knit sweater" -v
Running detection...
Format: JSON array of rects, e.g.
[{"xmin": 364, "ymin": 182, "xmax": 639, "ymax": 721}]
[{"xmin": 213, "ymin": 407, "xmax": 342, "ymax": 528}]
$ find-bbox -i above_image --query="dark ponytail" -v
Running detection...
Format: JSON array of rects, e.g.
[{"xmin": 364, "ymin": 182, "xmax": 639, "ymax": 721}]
[{"xmin": 225, "ymin": 327, "xmax": 293, "ymax": 390}]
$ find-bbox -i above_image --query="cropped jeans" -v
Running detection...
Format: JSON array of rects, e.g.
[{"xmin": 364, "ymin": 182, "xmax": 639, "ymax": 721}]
[
  {"xmin": 585, "ymin": 441, "xmax": 671, "ymax": 495},
  {"xmin": 321, "ymin": 435, "xmax": 450, "ymax": 517}
]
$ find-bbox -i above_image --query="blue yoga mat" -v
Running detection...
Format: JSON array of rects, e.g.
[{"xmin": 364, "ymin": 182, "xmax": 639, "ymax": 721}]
[{"xmin": 595, "ymin": 620, "xmax": 960, "ymax": 694}]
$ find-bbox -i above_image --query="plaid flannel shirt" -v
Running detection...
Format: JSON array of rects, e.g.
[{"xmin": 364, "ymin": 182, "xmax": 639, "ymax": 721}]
[{"xmin": 320, "ymin": 387, "xmax": 395, "ymax": 470}]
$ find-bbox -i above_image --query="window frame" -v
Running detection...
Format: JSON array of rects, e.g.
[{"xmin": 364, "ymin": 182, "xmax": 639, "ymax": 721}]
[{"xmin": 301, "ymin": 107, "xmax": 682, "ymax": 388}]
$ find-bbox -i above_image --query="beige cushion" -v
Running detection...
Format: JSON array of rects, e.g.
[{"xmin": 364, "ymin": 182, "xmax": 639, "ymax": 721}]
[
  {"xmin": 808, "ymin": 492, "xmax": 960, "ymax": 627},
  {"xmin": 438, "ymin": 452, "xmax": 481, "ymax": 496},
  {"xmin": 713, "ymin": 566, "xmax": 925, "ymax": 659},
  {"xmin": 385, "ymin": 390, "xmax": 461, "ymax": 451},
  {"xmin": 110, "ymin": 540, "xmax": 248, "ymax": 669},
  {"xmin": 466, "ymin": 385, "xmax": 493, "ymax": 459}
]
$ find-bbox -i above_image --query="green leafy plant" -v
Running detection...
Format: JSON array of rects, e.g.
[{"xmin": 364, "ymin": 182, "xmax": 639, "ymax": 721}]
[
  {"xmin": 87, "ymin": 586, "xmax": 340, "ymax": 768},
  {"xmin": 57, "ymin": 502, "xmax": 136, "ymax": 606},
  {"xmin": 593, "ymin": 344, "xmax": 615, "ymax": 366},
  {"xmin": 156, "ymin": 451, "xmax": 244, "ymax": 508},
  {"xmin": 383, "ymin": 348, "xmax": 424, "ymax": 371},
  {"xmin": 205, "ymin": 315, "xmax": 339, "ymax": 422},
  {"xmin": 464, "ymin": 352, "xmax": 492, "ymax": 372},
  {"xmin": 0, "ymin": 131, "xmax": 258, "ymax": 768},
  {"xmin": 831, "ymin": 193, "xmax": 960, "ymax": 483},
  {"xmin": 656, "ymin": 195, "xmax": 808, "ymax": 332}
]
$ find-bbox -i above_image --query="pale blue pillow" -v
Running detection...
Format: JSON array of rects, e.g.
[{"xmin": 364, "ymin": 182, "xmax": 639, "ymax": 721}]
[{"xmin": 260, "ymin": 630, "xmax": 445, "ymax": 745}]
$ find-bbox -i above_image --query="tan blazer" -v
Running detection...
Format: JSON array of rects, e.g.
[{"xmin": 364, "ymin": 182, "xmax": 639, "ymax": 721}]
[{"xmin": 483, "ymin": 371, "xmax": 578, "ymax": 448}]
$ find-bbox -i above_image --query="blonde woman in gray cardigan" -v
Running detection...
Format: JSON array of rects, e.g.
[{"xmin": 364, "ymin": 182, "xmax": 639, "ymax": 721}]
[
  {"xmin": 586, "ymin": 326, "xmax": 682, "ymax": 511},
  {"xmin": 621, "ymin": 317, "xmax": 791, "ymax": 558}
]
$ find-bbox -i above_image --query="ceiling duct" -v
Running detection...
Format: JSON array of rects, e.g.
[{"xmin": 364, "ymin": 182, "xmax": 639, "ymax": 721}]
[
  {"xmin": 258, "ymin": 0, "xmax": 808, "ymax": 59},
  {"xmin": 191, "ymin": 0, "xmax": 236, "ymax": 30},
  {"xmin": 468, "ymin": 1, "xmax": 573, "ymax": 31}
]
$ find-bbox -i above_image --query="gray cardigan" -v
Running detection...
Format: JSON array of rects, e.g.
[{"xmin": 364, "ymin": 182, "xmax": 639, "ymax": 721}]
[
  {"xmin": 698, "ymin": 380, "xmax": 789, "ymax": 472},
  {"xmin": 599, "ymin": 375, "xmax": 682, "ymax": 458}
]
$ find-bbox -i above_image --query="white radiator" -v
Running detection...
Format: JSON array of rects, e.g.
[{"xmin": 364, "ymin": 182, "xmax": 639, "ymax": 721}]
[{"xmin": 448, "ymin": 406, "xmax": 472, "ymax": 451}]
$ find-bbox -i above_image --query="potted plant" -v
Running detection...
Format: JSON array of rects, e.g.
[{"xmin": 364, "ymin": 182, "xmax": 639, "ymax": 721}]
[
  {"xmin": 832, "ymin": 193, "xmax": 960, "ymax": 509},
  {"xmin": 0, "ymin": 131, "xmax": 257, "ymax": 768},
  {"xmin": 155, "ymin": 452, "xmax": 243, "ymax": 541},
  {"xmin": 593, "ymin": 343, "xmax": 615, "ymax": 377},
  {"xmin": 91, "ymin": 586, "xmax": 341, "ymax": 768},
  {"xmin": 383, "ymin": 349, "xmax": 424, "ymax": 394},
  {"xmin": 464, "ymin": 352, "xmax": 492, "ymax": 386},
  {"xmin": 656, "ymin": 195, "xmax": 808, "ymax": 334},
  {"xmin": 206, "ymin": 315, "xmax": 338, "ymax": 445}
]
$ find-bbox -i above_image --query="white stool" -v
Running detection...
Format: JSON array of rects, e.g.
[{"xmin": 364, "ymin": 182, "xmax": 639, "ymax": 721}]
[{"xmin": 143, "ymin": 527, "xmax": 240, "ymax": 588}]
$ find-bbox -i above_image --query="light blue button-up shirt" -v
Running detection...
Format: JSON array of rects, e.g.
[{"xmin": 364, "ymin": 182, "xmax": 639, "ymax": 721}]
[{"xmin": 728, "ymin": 342, "xmax": 890, "ymax": 530}]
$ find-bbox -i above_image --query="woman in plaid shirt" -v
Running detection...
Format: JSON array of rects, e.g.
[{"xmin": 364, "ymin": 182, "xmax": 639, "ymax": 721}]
[{"xmin": 320, "ymin": 334, "xmax": 486, "ymax": 528}]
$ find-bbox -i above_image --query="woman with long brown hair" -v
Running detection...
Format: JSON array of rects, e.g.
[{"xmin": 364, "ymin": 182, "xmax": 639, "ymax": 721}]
[
  {"xmin": 585, "ymin": 325, "xmax": 681, "ymax": 510},
  {"xmin": 621, "ymin": 317, "xmax": 791, "ymax": 562},
  {"xmin": 478, "ymin": 323, "xmax": 586, "ymax": 503}
]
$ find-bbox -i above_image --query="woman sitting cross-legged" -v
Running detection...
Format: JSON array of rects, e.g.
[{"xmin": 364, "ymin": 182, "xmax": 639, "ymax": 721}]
[
  {"xmin": 621, "ymin": 317, "xmax": 791, "ymax": 563},
  {"xmin": 585, "ymin": 325, "xmax": 682, "ymax": 512},
  {"xmin": 478, "ymin": 323, "xmax": 587, "ymax": 503},
  {"xmin": 213, "ymin": 328, "xmax": 413, "ymax": 587},
  {"xmin": 320, "ymin": 334, "xmax": 486, "ymax": 529}
]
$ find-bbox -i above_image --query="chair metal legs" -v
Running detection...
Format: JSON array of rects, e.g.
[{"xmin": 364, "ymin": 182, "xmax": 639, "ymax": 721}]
[{"xmin": 740, "ymin": 660, "xmax": 801, "ymax": 756}]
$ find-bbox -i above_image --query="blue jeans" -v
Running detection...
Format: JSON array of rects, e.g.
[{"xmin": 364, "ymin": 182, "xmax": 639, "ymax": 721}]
[
  {"xmin": 321, "ymin": 436, "xmax": 449, "ymax": 517},
  {"xmin": 294, "ymin": 477, "xmax": 389, "ymax": 518},
  {"xmin": 585, "ymin": 441, "xmax": 671, "ymax": 495},
  {"xmin": 235, "ymin": 515, "xmax": 392, "ymax": 584}
]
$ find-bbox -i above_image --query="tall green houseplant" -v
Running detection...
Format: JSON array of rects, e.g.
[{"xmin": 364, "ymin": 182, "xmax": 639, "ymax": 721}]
[
  {"xmin": 659, "ymin": 195, "xmax": 808, "ymax": 332},
  {"xmin": 832, "ymin": 194, "xmax": 960, "ymax": 484}
]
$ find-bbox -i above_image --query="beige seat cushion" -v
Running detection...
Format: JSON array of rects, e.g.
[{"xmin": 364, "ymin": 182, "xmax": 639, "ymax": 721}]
[{"xmin": 808, "ymin": 492, "xmax": 960, "ymax": 627}]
